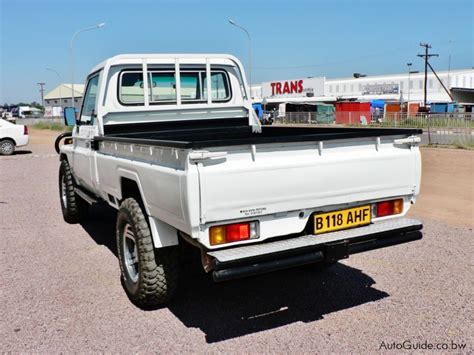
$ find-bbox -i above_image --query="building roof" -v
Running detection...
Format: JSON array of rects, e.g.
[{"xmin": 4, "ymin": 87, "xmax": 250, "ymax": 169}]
[
  {"xmin": 44, "ymin": 84, "xmax": 85, "ymax": 100},
  {"xmin": 451, "ymin": 87, "xmax": 474, "ymax": 104},
  {"xmin": 325, "ymin": 68, "xmax": 473, "ymax": 82}
]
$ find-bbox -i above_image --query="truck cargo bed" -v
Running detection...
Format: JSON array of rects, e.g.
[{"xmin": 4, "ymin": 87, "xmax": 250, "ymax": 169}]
[{"xmin": 96, "ymin": 119, "xmax": 422, "ymax": 149}]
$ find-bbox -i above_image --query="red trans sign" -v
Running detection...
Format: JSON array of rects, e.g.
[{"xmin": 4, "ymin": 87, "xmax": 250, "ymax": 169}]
[{"xmin": 270, "ymin": 80, "xmax": 304, "ymax": 96}]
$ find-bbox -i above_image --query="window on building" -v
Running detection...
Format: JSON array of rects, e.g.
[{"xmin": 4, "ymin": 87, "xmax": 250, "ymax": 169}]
[
  {"xmin": 328, "ymin": 85, "xmax": 332, "ymax": 93},
  {"xmin": 343, "ymin": 84, "xmax": 346, "ymax": 92},
  {"xmin": 418, "ymin": 80, "xmax": 423, "ymax": 89},
  {"xmin": 409, "ymin": 80, "xmax": 413, "ymax": 89},
  {"xmin": 400, "ymin": 81, "xmax": 404, "ymax": 90},
  {"xmin": 350, "ymin": 84, "xmax": 353, "ymax": 92},
  {"xmin": 335, "ymin": 85, "xmax": 339, "ymax": 93},
  {"xmin": 63, "ymin": 99, "xmax": 68, "ymax": 103},
  {"xmin": 428, "ymin": 79, "xmax": 433, "ymax": 88},
  {"xmin": 54, "ymin": 100, "xmax": 58, "ymax": 104}
]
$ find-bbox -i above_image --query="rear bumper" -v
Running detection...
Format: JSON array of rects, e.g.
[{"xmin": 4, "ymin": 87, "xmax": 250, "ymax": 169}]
[
  {"xmin": 208, "ymin": 217, "xmax": 423, "ymax": 282},
  {"xmin": 16, "ymin": 134, "xmax": 29, "ymax": 147}
]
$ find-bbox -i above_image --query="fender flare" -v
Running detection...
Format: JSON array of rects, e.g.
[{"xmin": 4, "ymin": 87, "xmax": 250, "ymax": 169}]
[{"xmin": 117, "ymin": 168, "xmax": 179, "ymax": 248}]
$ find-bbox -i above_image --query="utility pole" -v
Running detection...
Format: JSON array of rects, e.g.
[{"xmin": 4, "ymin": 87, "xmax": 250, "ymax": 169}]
[
  {"xmin": 37, "ymin": 82, "xmax": 46, "ymax": 108},
  {"xmin": 417, "ymin": 43, "xmax": 438, "ymax": 108}
]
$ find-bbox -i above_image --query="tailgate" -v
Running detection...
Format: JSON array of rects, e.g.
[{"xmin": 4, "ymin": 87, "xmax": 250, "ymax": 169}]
[{"xmin": 196, "ymin": 136, "xmax": 421, "ymax": 223}]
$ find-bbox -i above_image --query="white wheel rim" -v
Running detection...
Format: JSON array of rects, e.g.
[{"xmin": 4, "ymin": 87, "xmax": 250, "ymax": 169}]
[
  {"xmin": 123, "ymin": 223, "xmax": 139, "ymax": 283},
  {"xmin": 61, "ymin": 175, "xmax": 67, "ymax": 207},
  {"xmin": 1, "ymin": 141, "xmax": 13, "ymax": 154}
]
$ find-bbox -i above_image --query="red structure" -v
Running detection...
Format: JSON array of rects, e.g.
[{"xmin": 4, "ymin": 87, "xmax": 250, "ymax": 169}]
[{"xmin": 335, "ymin": 102, "xmax": 371, "ymax": 124}]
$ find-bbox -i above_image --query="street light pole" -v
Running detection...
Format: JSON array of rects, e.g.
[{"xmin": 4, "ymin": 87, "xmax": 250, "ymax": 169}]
[
  {"xmin": 46, "ymin": 67, "xmax": 62, "ymax": 115},
  {"xmin": 70, "ymin": 23, "xmax": 105, "ymax": 112},
  {"xmin": 228, "ymin": 19, "xmax": 252, "ymax": 99},
  {"xmin": 447, "ymin": 40, "xmax": 453, "ymax": 89}
]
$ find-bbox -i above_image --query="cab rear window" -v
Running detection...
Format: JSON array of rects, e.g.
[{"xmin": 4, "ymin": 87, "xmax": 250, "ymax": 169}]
[
  {"xmin": 118, "ymin": 69, "xmax": 230, "ymax": 105},
  {"xmin": 119, "ymin": 72, "xmax": 145, "ymax": 104}
]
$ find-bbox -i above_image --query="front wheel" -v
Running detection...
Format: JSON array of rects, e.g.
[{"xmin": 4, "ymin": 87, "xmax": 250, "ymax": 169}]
[
  {"xmin": 116, "ymin": 198, "xmax": 179, "ymax": 308},
  {"xmin": 58, "ymin": 160, "xmax": 88, "ymax": 223}
]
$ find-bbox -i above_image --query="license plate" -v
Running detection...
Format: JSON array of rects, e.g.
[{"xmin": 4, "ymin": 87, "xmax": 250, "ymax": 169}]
[{"xmin": 314, "ymin": 205, "xmax": 371, "ymax": 234}]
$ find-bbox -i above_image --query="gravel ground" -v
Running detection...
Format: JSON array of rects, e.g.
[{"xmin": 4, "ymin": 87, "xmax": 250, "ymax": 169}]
[{"xmin": 1, "ymin": 135, "xmax": 473, "ymax": 353}]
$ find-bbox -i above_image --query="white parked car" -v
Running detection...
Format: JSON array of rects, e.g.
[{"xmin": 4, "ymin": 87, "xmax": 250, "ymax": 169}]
[
  {"xmin": 0, "ymin": 118, "xmax": 29, "ymax": 155},
  {"xmin": 58, "ymin": 54, "xmax": 423, "ymax": 307}
]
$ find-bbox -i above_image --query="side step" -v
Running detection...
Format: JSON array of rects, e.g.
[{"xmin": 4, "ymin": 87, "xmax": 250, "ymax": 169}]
[{"xmin": 74, "ymin": 187, "xmax": 99, "ymax": 205}]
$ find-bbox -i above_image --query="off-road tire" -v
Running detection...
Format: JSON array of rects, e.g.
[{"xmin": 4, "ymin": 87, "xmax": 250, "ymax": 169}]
[
  {"xmin": 58, "ymin": 160, "xmax": 88, "ymax": 223},
  {"xmin": 0, "ymin": 139, "xmax": 15, "ymax": 155},
  {"xmin": 116, "ymin": 198, "xmax": 179, "ymax": 308}
]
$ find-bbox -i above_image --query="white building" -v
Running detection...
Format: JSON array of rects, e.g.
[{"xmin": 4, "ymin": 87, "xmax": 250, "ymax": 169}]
[
  {"xmin": 253, "ymin": 68, "xmax": 474, "ymax": 105},
  {"xmin": 44, "ymin": 84, "xmax": 84, "ymax": 117}
]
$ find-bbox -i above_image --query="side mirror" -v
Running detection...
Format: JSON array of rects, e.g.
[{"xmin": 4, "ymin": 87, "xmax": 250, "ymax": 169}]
[{"xmin": 63, "ymin": 107, "xmax": 76, "ymax": 126}]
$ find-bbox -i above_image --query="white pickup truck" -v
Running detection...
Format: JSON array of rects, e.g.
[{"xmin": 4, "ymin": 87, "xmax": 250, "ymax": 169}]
[{"xmin": 57, "ymin": 54, "xmax": 423, "ymax": 308}]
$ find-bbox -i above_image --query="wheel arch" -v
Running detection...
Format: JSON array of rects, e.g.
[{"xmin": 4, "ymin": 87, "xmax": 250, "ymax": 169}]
[
  {"xmin": 119, "ymin": 173, "xmax": 179, "ymax": 248},
  {"xmin": 0, "ymin": 137, "xmax": 16, "ymax": 146}
]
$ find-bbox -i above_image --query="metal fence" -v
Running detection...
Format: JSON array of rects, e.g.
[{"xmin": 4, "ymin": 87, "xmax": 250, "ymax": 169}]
[{"xmin": 273, "ymin": 112, "xmax": 474, "ymax": 146}]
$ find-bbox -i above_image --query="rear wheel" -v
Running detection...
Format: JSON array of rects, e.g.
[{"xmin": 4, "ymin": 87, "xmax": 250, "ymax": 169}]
[
  {"xmin": 116, "ymin": 198, "xmax": 179, "ymax": 308},
  {"xmin": 58, "ymin": 160, "xmax": 88, "ymax": 223},
  {"xmin": 0, "ymin": 139, "xmax": 15, "ymax": 155}
]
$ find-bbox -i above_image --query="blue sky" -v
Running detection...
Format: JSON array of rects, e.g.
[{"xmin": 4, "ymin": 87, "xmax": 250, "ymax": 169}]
[{"xmin": 1, "ymin": 0, "xmax": 472, "ymax": 103}]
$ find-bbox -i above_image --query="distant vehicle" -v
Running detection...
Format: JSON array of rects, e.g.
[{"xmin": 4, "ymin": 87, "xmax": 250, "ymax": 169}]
[
  {"xmin": 11, "ymin": 106, "xmax": 43, "ymax": 118},
  {"xmin": 1, "ymin": 111, "xmax": 15, "ymax": 123},
  {"xmin": 22, "ymin": 110, "xmax": 44, "ymax": 119},
  {"xmin": 0, "ymin": 118, "xmax": 29, "ymax": 155}
]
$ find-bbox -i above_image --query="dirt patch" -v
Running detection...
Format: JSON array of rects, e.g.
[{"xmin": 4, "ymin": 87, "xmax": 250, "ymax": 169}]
[
  {"xmin": 409, "ymin": 147, "xmax": 474, "ymax": 227},
  {"xmin": 28, "ymin": 128, "xmax": 64, "ymax": 145}
]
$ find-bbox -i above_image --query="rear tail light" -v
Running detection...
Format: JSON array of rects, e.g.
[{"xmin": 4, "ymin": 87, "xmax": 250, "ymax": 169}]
[
  {"xmin": 24, "ymin": 125, "xmax": 28, "ymax": 135},
  {"xmin": 210, "ymin": 221, "xmax": 258, "ymax": 246},
  {"xmin": 373, "ymin": 199, "xmax": 403, "ymax": 218}
]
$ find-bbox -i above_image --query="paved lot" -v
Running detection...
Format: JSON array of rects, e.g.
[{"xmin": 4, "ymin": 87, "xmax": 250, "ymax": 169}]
[{"xmin": 1, "ymin": 130, "xmax": 473, "ymax": 352}]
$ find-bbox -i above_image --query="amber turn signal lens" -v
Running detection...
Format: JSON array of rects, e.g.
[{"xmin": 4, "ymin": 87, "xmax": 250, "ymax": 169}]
[
  {"xmin": 209, "ymin": 226, "xmax": 227, "ymax": 245},
  {"xmin": 393, "ymin": 198, "xmax": 403, "ymax": 214}
]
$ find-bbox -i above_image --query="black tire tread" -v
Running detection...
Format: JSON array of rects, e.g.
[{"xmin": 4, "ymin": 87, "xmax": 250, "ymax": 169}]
[
  {"xmin": 59, "ymin": 160, "xmax": 87, "ymax": 224},
  {"xmin": 117, "ymin": 198, "xmax": 179, "ymax": 308}
]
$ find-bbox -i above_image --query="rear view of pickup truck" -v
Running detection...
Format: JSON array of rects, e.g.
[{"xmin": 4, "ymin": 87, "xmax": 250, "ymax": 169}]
[{"xmin": 57, "ymin": 54, "xmax": 423, "ymax": 308}]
